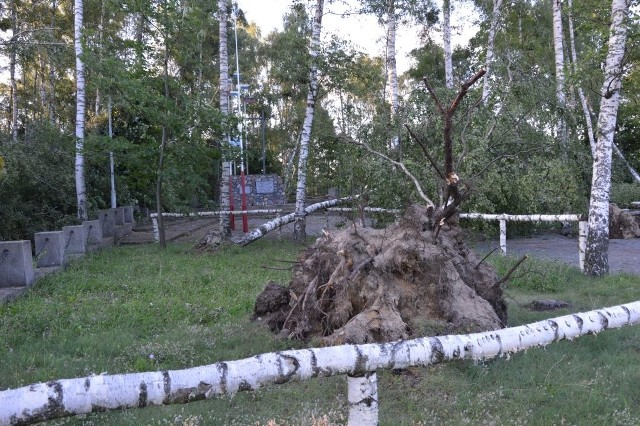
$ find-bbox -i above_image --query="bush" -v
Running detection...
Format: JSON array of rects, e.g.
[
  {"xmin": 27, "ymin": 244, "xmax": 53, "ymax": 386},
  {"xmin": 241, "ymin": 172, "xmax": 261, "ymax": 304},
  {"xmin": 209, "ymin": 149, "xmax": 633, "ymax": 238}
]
[{"xmin": 610, "ymin": 182, "xmax": 640, "ymax": 207}]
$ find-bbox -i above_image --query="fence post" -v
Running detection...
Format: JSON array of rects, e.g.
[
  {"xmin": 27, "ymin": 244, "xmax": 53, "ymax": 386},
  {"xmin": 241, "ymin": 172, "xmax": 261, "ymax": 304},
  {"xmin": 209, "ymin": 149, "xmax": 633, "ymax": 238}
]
[
  {"xmin": 578, "ymin": 221, "xmax": 588, "ymax": 271},
  {"xmin": 152, "ymin": 215, "xmax": 159, "ymax": 243},
  {"xmin": 347, "ymin": 372, "xmax": 378, "ymax": 426},
  {"xmin": 499, "ymin": 219, "xmax": 507, "ymax": 256}
]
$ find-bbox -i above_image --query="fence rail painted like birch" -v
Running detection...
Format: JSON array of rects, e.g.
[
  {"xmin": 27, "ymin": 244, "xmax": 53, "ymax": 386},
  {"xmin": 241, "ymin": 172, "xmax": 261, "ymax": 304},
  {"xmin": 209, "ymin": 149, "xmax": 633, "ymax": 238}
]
[
  {"xmin": 458, "ymin": 213, "xmax": 588, "ymax": 270},
  {"xmin": 150, "ymin": 209, "xmax": 283, "ymax": 242},
  {"xmin": 2, "ymin": 300, "xmax": 639, "ymax": 425}
]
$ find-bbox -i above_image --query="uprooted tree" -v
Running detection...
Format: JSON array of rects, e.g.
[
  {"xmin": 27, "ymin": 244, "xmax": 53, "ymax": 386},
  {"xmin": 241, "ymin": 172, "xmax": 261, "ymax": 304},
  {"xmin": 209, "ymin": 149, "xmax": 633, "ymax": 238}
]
[{"xmin": 254, "ymin": 70, "xmax": 517, "ymax": 345}]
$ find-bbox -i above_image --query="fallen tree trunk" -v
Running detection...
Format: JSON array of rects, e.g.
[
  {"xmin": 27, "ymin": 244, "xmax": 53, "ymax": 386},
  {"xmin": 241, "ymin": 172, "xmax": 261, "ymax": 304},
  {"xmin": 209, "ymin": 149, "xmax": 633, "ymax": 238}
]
[
  {"xmin": 234, "ymin": 196, "xmax": 357, "ymax": 246},
  {"xmin": 2, "ymin": 300, "xmax": 639, "ymax": 425}
]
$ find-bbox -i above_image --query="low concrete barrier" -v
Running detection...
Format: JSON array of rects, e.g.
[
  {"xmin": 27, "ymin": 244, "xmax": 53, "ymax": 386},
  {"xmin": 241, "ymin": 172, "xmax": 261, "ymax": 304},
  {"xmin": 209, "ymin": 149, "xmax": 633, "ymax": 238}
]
[
  {"xmin": 0, "ymin": 207, "xmax": 134, "ymax": 302},
  {"xmin": 63, "ymin": 225, "xmax": 87, "ymax": 257},
  {"xmin": 34, "ymin": 231, "xmax": 65, "ymax": 268},
  {"xmin": 0, "ymin": 241, "xmax": 34, "ymax": 287}
]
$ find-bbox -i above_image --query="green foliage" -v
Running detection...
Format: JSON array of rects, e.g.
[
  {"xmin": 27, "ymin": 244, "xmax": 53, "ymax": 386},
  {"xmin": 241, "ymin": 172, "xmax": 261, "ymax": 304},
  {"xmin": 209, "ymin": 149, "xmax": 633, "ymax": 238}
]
[
  {"xmin": 611, "ymin": 182, "xmax": 640, "ymax": 207},
  {"xmin": 2, "ymin": 242, "xmax": 640, "ymax": 424},
  {"xmin": 0, "ymin": 126, "xmax": 78, "ymax": 240}
]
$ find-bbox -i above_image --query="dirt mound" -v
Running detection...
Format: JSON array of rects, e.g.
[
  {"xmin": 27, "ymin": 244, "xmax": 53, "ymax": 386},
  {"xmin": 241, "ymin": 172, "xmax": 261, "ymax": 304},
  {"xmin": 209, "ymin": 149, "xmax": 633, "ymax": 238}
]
[{"xmin": 254, "ymin": 204, "xmax": 507, "ymax": 345}]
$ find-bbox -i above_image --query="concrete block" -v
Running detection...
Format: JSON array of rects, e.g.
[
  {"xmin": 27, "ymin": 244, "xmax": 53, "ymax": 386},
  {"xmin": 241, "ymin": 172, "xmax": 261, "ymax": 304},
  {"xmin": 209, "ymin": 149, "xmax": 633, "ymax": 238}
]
[
  {"xmin": 0, "ymin": 241, "xmax": 35, "ymax": 287},
  {"xmin": 35, "ymin": 231, "xmax": 65, "ymax": 267},
  {"xmin": 83, "ymin": 220, "xmax": 103, "ymax": 246},
  {"xmin": 115, "ymin": 207, "xmax": 125, "ymax": 225},
  {"xmin": 99, "ymin": 209, "xmax": 116, "ymax": 238},
  {"xmin": 115, "ymin": 225, "xmax": 127, "ymax": 240},
  {"xmin": 123, "ymin": 223, "xmax": 133, "ymax": 234},
  {"xmin": 63, "ymin": 225, "xmax": 86, "ymax": 256},
  {"xmin": 123, "ymin": 206, "xmax": 134, "ymax": 224}
]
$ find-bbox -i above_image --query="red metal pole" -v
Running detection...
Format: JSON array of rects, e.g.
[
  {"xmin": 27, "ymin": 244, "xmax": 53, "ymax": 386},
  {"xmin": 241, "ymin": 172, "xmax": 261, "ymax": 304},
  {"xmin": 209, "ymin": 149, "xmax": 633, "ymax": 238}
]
[
  {"xmin": 229, "ymin": 173, "xmax": 235, "ymax": 230},
  {"xmin": 240, "ymin": 169, "xmax": 248, "ymax": 233}
]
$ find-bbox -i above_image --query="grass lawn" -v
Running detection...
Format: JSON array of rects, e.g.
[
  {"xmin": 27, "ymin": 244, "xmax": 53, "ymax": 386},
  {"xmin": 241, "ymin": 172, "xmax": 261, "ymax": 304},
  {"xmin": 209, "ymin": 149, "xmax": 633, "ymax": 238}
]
[{"xmin": 1, "ymin": 239, "xmax": 640, "ymax": 425}]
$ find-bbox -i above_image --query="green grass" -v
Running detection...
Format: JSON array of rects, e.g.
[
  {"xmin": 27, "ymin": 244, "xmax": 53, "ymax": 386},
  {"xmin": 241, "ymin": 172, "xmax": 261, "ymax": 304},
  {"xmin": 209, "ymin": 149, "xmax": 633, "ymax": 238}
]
[{"xmin": 1, "ymin": 242, "xmax": 640, "ymax": 425}]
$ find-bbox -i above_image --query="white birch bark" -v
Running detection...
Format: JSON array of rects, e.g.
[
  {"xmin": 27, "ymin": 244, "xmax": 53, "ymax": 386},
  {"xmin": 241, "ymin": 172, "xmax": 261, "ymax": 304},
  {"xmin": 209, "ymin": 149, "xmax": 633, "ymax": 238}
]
[
  {"xmin": 347, "ymin": 373, "xmax": 378, "ymax": 426},
  {"xmin": 443, "ymin": 0, "xmax": 453, "ymax": 89},
  {"xmin": 459, "ymin": 213, "xmax": 585, "ymax": 222},
  {"xmin": 482, "ymin": 0, "xmax": 503, "ymax": 105},
  {"xmin": 386, "ymin": 0, "xmax": 399, "ymax": 148},
  {"xmin": 584, "ymin": 0, "xmax": 630, "ymax": 277},
  {"xmin": 237, "ymin": 196, "xmax": 355, "ymax": 246},
  {"xmin": 218, "ymin": 0, "xmax": 231, "ymax": 237},
  {"xmin": 10, "ymin": 0, "xmax": 18, "ymax": 143},
  {"xmin": 3, "ymin": 300, "xmax": 640, "ymax": 425},
  {"xmin": 74, "ymin": 0, "xmax": 88, "ymax": 221},
  {"xmin": 293, "ymin": 0, "xmax": 324, "ymax": 243},
  {"xmin": 567, "ymin": 0, "xmax": 596, "ymax": 157},
  {"xmin": 552, "ymin": 0, "xmax": 567, "ymax": 148}
]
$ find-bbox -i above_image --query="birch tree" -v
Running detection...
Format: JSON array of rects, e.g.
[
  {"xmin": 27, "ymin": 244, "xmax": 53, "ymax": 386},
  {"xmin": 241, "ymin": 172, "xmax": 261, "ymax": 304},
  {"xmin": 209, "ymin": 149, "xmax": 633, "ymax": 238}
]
[
  {"xmin": 293, "ymin": 0, "xmax": 324, "ymax": 242},
  {"xmin": 584, "ymin": 0, "xmax": 630, "ymax": 277},
  {"xmin": 481, "ymin": 0, "xmax": 503, "ymax": 105},
  {"xmin": 552, "ymin": 0, "xmax": 567, "ymax": 148},
  {"xmin": 443, "ymin": 0, "xmax": 453, "ymax": 89},
  {"xmin": 386, "ymin": 0, "xmax": 400, "ymax": 148},
  {"xmin": 218, "ymin": 0, "xmax": 232, "ymax": 238},
  {"xmin": 9, "ymin": 0, "xmax": 19, "ymax": 143},
  {"xmin": 74, "ymin": 0, "xmax": 88, "ymax": 221}
]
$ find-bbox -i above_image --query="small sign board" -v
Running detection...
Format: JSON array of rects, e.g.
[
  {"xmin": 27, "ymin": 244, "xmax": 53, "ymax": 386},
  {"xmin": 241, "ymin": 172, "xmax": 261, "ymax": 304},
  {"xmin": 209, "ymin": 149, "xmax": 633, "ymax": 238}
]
[{"xmin": 256, "ymin": 180, "xmax": 275, "ymax": 194}]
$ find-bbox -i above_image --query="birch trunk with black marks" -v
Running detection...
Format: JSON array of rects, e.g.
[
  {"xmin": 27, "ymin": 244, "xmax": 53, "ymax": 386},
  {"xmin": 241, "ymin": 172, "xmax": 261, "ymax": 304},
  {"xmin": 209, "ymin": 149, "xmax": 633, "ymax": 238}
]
[
  {"xmin": 236, "ymin": 197, "xmax": 355, "ymax": 246},
  {"xmin": 293, "ymin": 0, "xmax": 324, "ymax": 243},
  {"xmin": 3, "ymin": 301, "xmax": 639, "ymax": 425},
  {"xmin": 74, "ymin": 0, "xmax": 88, "ymax": 221},
  {"xmin": 552, "ymin": 0, "xmax": 567, "ymax": 148},
  {"xmin": 443, "ymin": 0, "xmax": 453, "ymax": 89},
  {"xmin": 218, "ymin": 0, "xmax": 232, "ymax": 238},
  {"xmin": 584, "ymin": 0, "xmax": 630, "ymax": 276},
  {"xmin": 482, "ymin": 0, "xmax": 503, "ymax": 105},
  {"xmin": 9, "ymin": 0, "xmax": 19, "ymax": 142},
  {"xmin": 386, "ymin": 0, "xmax": 400, "ymax": 149}
]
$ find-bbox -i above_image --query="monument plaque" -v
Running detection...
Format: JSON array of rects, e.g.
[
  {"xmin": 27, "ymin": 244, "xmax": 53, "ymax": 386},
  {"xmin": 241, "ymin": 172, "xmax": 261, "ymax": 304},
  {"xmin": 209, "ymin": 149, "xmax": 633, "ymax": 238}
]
[{"xmin": 256, "ymin": 179, "xmax": 275, "ymax": 194}]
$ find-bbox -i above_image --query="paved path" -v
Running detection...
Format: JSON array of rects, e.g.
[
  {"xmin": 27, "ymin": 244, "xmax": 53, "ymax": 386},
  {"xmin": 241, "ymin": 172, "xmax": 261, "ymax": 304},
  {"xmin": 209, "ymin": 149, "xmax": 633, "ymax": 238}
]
[
  {"xmin": 473, "ymin": 234, "xmax": 640, "ymax": 275},
  {"xmin": 122, "ymin": 213, "xmax": 640, "ymax": 276}
]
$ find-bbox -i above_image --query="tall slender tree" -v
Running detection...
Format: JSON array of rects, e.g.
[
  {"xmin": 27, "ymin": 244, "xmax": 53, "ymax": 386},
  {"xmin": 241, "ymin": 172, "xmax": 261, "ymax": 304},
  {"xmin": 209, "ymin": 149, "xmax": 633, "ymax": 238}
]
[
  {"xmin": 443, "ymin": 0, "xmax": 453, "ymax": 89},
  {"xmin": 481, "ymin": 0, "xmax": 503, "ymax": 105},
  {"xmin": 584, "ymin": 0, "xmax": 630, "ymax": 276},
  {"xmin": 552, "ymin": 0, "xmax": 567, "ymax": 148},
  {"xmin": 385, "ymin": 0, "xmax": 400, "ymax": 148},
  {"xmin": 293, "ymin": 0, "xmax": 324, "ymax": 242},
  {"xmin": 218, "ymin": 0, "xmax": 232, "ymax": 238},
  {"xmin": 74, "ymin": 0, "xmax": 88, "ymax": 221}
]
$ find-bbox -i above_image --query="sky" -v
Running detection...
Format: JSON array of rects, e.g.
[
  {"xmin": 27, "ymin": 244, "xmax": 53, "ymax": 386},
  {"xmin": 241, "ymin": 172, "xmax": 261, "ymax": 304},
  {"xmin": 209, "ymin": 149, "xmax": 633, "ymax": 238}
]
[{"xmin": 236, "ymin": 0, "xmax": 480, "ymax": 74}]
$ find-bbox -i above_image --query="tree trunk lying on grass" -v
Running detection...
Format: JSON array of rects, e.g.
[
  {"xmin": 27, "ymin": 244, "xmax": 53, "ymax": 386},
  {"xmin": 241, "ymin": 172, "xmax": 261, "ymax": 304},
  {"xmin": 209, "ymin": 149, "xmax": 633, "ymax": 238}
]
[
  {"xmin": 3, "ymin": 300, "xmax": 639, "ymax": 425},
  {"xmin": 255, "ymin": 204, "xmax": 508, "ymax": 345},
  {"xmin": 233, "ymin": 196, "xmax": 357, "ymax": 246}
]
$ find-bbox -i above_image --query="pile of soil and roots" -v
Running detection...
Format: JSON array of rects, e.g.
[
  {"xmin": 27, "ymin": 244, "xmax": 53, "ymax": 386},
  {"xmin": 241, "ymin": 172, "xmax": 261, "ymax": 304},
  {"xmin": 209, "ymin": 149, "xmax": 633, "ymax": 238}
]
[{"xmin": 254, "ymin": 204, "xmax": 508, "ymax": 345}]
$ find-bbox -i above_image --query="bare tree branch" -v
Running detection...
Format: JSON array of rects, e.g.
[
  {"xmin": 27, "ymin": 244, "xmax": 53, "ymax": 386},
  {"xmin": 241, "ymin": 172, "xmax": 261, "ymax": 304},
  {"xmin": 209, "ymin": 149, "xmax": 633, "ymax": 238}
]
[
  {"xmin": 404, "ymin": 124, "xmax": 445, "ymax": 180},
  {"xmin": 342, "ymin": 136, "xmax": 435, "ymax": 208}
]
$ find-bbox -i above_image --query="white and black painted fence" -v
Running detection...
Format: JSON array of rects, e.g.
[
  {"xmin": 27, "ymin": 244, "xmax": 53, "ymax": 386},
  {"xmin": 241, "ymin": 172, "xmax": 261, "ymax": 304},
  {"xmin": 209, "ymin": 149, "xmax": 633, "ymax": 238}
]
[
  {"xmin": 458, "ymin": 213, "xmax": 588, "ymax": 270},
  {"xmin": 1, "ymin": 300, "xmax": 639, "ymax": 425},
  {"xmin": 150, "ymin": 209, "xmax": 283, "ymax": 242}
]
